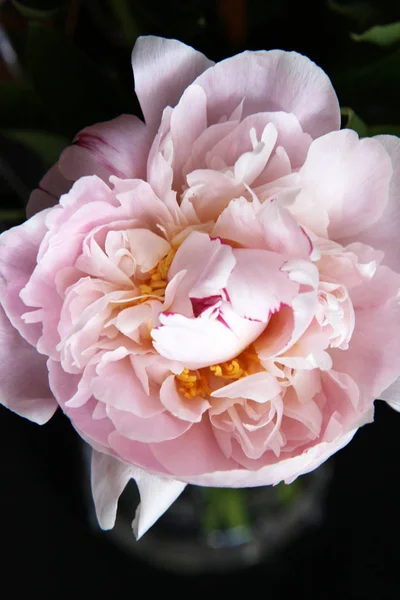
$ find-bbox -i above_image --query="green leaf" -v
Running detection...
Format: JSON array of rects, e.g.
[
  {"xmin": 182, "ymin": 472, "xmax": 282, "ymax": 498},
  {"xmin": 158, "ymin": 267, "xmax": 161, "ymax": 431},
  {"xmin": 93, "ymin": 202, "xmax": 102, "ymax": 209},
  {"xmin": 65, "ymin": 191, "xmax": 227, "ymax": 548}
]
[
  {"xmin": 333, "ymin": 49, "xmax": 400, "ymax": 124},
  {"xmin": 351, "ymin": 22, "xmax": 400, "ymax": 47},
  {"xmin": 1, "ymin": 130, "xmax": 69, "ymax": 167},
  {"xmin": 12, "ymin": 0, "xmax": 65, "ymax": 20},
  {"xmin": 341, "ymin": 107, "xmax": 368, "ymax": 137},
  {"xmin": 25, "ymin": 22, "xmax": 134, "ymax": 138},
  {"xmin": 368, "ymin": 125, "xmax": 400, "ymax": 137},
  {"xmin": 327, "ymin": 0, "xmax": 376, "ymax": 24}
]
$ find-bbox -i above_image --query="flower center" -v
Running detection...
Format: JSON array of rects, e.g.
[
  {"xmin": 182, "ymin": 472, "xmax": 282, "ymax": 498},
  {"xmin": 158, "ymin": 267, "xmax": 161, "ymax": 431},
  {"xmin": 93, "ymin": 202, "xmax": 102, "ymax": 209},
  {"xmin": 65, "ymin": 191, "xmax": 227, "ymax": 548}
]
[
  {"xmin": 176, "ymin": 346, "xmax": 261, "ymax": 399},
  {"xmin": 137, "ymin": 248, "xmax": 176, "ymax": 303}
]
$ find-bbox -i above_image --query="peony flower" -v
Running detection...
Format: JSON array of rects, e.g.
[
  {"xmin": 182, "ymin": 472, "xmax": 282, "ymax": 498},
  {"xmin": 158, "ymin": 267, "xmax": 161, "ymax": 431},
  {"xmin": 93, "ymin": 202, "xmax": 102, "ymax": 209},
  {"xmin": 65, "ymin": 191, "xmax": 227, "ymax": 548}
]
[{"xmin": 1, "ymin": 36, "xmax": 400, "ymax": 539}]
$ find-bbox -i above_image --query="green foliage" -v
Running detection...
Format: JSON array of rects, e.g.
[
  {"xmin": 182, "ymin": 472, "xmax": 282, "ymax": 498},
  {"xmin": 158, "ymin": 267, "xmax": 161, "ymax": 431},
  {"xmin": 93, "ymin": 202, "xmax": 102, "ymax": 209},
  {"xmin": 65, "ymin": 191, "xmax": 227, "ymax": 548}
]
[
  {"xmin": 12, "ymin": 0, "xmax": 65, "ymax": 20},
  {"xmin": 351, "ymin": 22, "xmax": 400, "ymax": 47}
]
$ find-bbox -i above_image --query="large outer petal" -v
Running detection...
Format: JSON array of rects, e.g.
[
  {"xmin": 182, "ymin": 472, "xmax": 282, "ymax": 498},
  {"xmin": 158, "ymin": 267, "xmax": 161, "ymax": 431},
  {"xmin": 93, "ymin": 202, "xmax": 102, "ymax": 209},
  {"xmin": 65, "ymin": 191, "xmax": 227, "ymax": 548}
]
[
  {"xmin": 59, "ymin": 115, "xmax": 150, "ymax": 182},
  {"xmin": 348, "ymin": 136, "xmax": 400, "ymax": 272},
  {"xmin": 131, "ymin": 36, "xmax": 213, "ymax": 133},
  {"xmin": 193, "ymin": 49, "xmax": 340, "ymax": 138},
  {"xmin": 27, "ymin": 162, "xmax": 71, "ymax": 218},
  {"xmin": 0, "ymin": 306, "xmax": 57, "ymax": 424},
  {"xmin": 330, "ymin": 265, "xmax": 400, "ymax": 401},
  {"xmin": 175, "ymin": 430, "xmax": 358, "ymax": 487},
  {"xmin": 90, "ymin": 449, "xmax": 186, "ymax": 538},
  {"xmin": 0, "ymin": 209, "xmax": 49, "ymax": 345},
  {"xmin": 296, "ymin": 130, "xmax": 393, "ymax": 240}
]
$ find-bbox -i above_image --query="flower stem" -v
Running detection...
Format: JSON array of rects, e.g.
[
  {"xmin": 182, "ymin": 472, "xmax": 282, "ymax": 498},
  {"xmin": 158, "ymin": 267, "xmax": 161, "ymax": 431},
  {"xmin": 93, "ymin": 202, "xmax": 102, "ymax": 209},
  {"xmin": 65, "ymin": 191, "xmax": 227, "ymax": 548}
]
[{"xmin": 202, "ymin": 487, "xmax": 250, "ymax": 533}]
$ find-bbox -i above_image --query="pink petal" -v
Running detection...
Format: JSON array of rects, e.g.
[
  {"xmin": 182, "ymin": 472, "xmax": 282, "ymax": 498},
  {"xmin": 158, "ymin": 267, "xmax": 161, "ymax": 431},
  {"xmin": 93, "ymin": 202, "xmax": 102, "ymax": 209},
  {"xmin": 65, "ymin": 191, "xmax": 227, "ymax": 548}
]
[
  {"xmin": 150, "ymin": 417, "xmax": 237, "ymax": 476},
  {"xmin": 27, "ymin": 162, "xmax": 71, "ymax": 218},
  {"xmin": 152, "ymin": 306, "xmax": 265, "ymax": 370},
  {"xmin": 211, "ymin": 372, "xmax": 282, "ymax": 402},
  {"xmin": 226, "ymin": 248, "xmax": 299, "ymax": 321},
  {"xmin": 91, "ymin": 449, "xmax": 186, "ymax": 538},
  {"xmin": 91, "ymin": 450, "xmax": 134, "ymax": 530},
  {"xmin": 131, "ymin": 471, "xmax": 186, "ymax": 539},
  {"xmin": 207, "ymin": 112, "xmax": 311, "ymax": 174},
  {"xmin": 160, "ymin": 374, "xmax": 211, "ymax": 423},
  {"xmin": 107, "ymin": 430, "xmax": 169, "ymax": 473},
  {"xmin": 348, "ymin": 135, "xmax": 400, "ymax": 272},
  {"xmin": 168, "ymin": 231, "xmax": 235, "ymax": 316},
  {"xmin": 256, "ymin": 288, "xmax": 318, "ymax": 360},
  {"xmin": 0, "ymin": 306, "xmax": 57, "ymax": 424},
  {"xmin": 330, "ymin": 265, "xmax": 400, "ymax": 400},
  {"xmin": 47, "ymin": 359, "xmax": 116, "ymax": 451},
  {"xmin": 0, "ymin": 209, "xmax": 49, "ymax": 345},
  {"xmin": 91, "ymin": 355, "xmax": 164, "ymax": 418},
  {"xmin": 193, "ymin": 49, "xmax": 340, "ymax": 138},
  {"xmin": 59, "ymin": 115, "xmax": 150, "ymax": 182},
  {"xmin": 131, "ymin": 36, "xmax": 213, "ymax": 133},
  {"xmin": 111, "ymin": 177, "xmax": 181, "ymax": 234},
  {"xmin": 297, "ymin": 130, "xmax": 393, "ymax": 240},
  {"xmin": 170, "ymin": 84, "xmax": 208, "ymax": 188},
  {"xmin": 177, "ymin": 429, "xmax": 357, "ymax": 487},
  {"xmin": 107, "ymin": 404, "xmax": 192, "ymax": 442},
  {"xmin": 379, "ymin": 378, "xmax": 400, "ymax": 412}
]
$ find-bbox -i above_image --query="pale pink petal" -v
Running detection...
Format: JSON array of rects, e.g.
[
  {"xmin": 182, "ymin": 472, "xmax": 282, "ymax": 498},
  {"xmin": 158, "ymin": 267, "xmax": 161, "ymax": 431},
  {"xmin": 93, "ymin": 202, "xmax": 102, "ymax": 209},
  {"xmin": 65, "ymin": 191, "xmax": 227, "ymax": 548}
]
[
  {"xmin": 0, "ymin": 209, "xmax": 49, "ymax": 345},
  {"xmin": 131, "ymin": 471, "xmax": 186, "ymax": 539},
  {"xmin": 178, "ymin": 429, "xmax": 357, "ymax": 487},
  {"xmin": 226, "ymin": 248, "xmax": 298, "ymax": 321},
  {"xmin": 181, "ymin": 119, "xmax": 238, "ymax": 179},
  {"xmin": 193, "ymin": 49, "xmax": 340, "ymax": 137},
  {"xmin": 91, "ymin": 450, "xmax": 134, "ymax": 530},
  {"xmin": 107, "ymin": 404, "xmax": 192, "ymax": 442},
  {"xmin": 125, "ymin": 229, "xmax": 171, "ymax": 274},
  {"xmin": 379, "ymin": 378, "xmax": 400, "ymax": 411},
  {"xmin": 213, "ymin": 197, "xmax": 312, "ymax": 260},
  {"xmin": 211, "ymin": 372, "xmax": 282, "ymax": 402},
  {"xmin": 0, "ymin": 306, "xmax": 57, "ymax": 424},
  {"xmin": 256, "ymin": 286, "xmax": 318, "ymax": 360},
  {"xmin": 207, "ymin": 112, "xmax": 311, "ymax": 174},
  {"xmin": 91, "ymin": 355, "xmax": 164, "ymax": 418},
  {"xmin": 330, "ymin": 265, "xmax": 400, "ymax": 400},
  {"xmin": 150, "ymin": 417, "xmax": 238, "ymax": 476},
  {"xmin": 297, "ymin": 130, "xmax": 393, "ymax": 239},
  {"xmin": 27, "ymin": 162, "xmax": 71, "ymax": 218},
  {"xmin": 59, "ymin": 115, "xmax": 150, "ymax": 182},
  {"xmin": 160, "ymin": 374, "xmax": 211, "ymax": 422},
  {"xmin": 212, "ymin": 196, "xmax": 266, "ymax": 248},
  {"xmin": 108, "ymin": 430, "xmax": 169, "ymax": 473},
  {"xmin": 152, "ymin": 307, "xmax": 266, "ymax": 370},
  {"xmin": 170, "ymin": 84, "xmax": 208, "ymax": 188},
  {"xmin": 168, "ymin": 231, "xmax": 235, "ymax": 316},
  {"xmin": 348, "ymin": 135, "xmax": 400, "ymax": 272},
  {"xmin": 131, "ymin": 36, "xmax": 213, "ymax": 133},
  {"xmin": 47, "ymin": 359, "xmax": 116, "ymax": 451}
]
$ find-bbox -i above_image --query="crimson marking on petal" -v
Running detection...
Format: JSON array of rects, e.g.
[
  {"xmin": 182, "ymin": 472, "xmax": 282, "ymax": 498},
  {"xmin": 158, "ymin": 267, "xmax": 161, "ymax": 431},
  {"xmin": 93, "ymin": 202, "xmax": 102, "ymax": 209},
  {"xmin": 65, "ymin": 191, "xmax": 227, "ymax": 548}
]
[
  {"xmin": 191, "ymin": 295, "xmax": 222, "ymax": 318},
  {"xmin": 75, "ymin": 133, "xmax": 125, "ymax": 179},
  {"xmin": 299, "ymin": 226, "xmax": 314, "ymax": 256},
  {"xmin": 216, "ymin": 313, "xmax": 231, "ymax": 329},
  {"xmin": 209, "ymin": 235, "xmax": 229, "ymax": 246}
]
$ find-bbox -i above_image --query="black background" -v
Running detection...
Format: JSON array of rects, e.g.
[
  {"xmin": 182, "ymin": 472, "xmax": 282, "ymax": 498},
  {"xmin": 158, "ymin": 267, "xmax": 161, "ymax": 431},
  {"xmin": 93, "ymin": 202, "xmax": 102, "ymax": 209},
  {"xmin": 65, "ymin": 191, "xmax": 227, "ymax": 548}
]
[{"xmin": 1, "ymin": 400, "xmax": 400, "ymax": 599}]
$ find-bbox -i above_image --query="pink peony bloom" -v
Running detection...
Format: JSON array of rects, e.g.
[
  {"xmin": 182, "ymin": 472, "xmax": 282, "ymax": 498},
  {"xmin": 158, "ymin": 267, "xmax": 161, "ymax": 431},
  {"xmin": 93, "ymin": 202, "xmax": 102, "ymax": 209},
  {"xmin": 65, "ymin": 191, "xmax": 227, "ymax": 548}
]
[{"xmin": 1, "ymin": 36, "xmax": 400, "ymax": 538}]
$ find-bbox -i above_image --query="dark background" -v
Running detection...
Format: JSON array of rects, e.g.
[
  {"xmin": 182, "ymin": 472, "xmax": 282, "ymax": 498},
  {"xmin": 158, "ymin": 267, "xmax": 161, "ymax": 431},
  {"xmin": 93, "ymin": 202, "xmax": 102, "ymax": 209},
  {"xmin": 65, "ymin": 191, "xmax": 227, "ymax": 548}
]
[
  {"xmin": 1, "ymin": 1, "xmax": 400, "ymax": 597},
  {"xmin": 1, "ymin": 401, "xmax": 400, "ymax": 598}
]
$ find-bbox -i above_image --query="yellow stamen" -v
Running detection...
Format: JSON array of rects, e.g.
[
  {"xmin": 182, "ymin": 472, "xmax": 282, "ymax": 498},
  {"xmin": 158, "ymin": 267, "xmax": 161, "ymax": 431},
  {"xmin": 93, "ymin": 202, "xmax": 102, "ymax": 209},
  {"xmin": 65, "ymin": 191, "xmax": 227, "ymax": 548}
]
[
  {"xmin": 176, "ymin": 346, "xmax": 261, "ymax": 399},
  {"xmin": 136, "ymin": 248, "xmax": 176, "ymax": 304}
]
